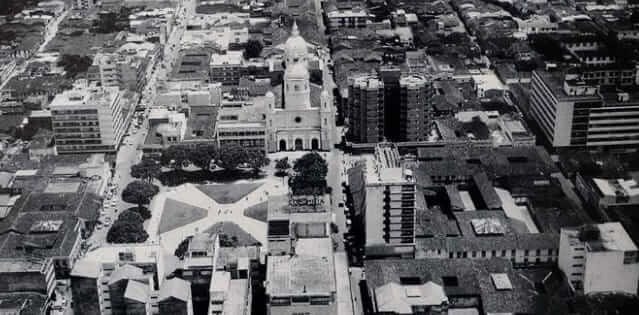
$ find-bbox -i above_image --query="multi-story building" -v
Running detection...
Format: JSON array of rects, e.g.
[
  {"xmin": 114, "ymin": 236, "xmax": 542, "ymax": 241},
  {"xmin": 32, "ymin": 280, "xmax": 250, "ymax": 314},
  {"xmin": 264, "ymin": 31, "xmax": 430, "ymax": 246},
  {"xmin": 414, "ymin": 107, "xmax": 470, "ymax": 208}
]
[
  {"xmin": 70, "ymin": 244, "xmax": 177, "ymax": 315},
  {"xmin": 175, "ymin": 233, "xmax": 257, "ymax": 315},
  {"xmin": 347, "ymin": 70, "xmax": 432, "ymax": 143},
  {"xmin": 530, "ymin": 70, "xmax": 639, "ymax": 149},
  {"xmin": 91, "ymin": 43, "xmax": 159, "ymax": 93},
  {"xmin": 559, "ymin": 222, "xmax": 639, "ymax": 294},
  {"xmin": 348, "ymin": 143, "xmax": 417, "ymax": 258},
  {"xmin": 158, "ymin": 278, "xmax": 194, "ymax": 315},
  {"xmin": 0, "ymin": 258, "xmax": 56, "ymax": 298},
  {"xmin": 210, "ymin": 51, "xmax": 244, "ymax": 86},
  {"xmin": 50, "ymin": 86, "xmax": 128, "ymax": 153},
  {"xmin": 74, "ymin": 0, "xmax": 95, "ymax": 9},
  {"xmin": 326, "ymin": 6, "xmax": 370, "ymax": 30},
  {"xmin": 576, "ymin": 175, "xmax": 639, "ymax": 212}
]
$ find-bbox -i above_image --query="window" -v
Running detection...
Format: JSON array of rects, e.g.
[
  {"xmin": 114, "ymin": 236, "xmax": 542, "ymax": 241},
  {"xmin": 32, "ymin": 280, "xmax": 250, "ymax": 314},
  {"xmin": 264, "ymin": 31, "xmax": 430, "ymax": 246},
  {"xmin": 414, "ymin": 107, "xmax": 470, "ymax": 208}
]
[
  {"xmin": 511, "ymin": 249, "xmax": 516, "ymax": 256},
  {"xmin": 524, "ymin": 250, "xmax": 529, "ymax": 256},
  {"xmin": 501, "ymin": 250, "xmax": 506, "ymax": 257},
  {"xmin": 624, "ymin": 251, "xmax": 639, "ymax": 264},
  {"xmin": 481, "ymin": 251, "xmax": 486, "ymax": 258},
  {"xmin": 572, "ymin": 264, "xmax": 583, "ymax": 267},
  {"xmin": 471, "ymin": 251, "xmax": 476, "ymax": 258}
]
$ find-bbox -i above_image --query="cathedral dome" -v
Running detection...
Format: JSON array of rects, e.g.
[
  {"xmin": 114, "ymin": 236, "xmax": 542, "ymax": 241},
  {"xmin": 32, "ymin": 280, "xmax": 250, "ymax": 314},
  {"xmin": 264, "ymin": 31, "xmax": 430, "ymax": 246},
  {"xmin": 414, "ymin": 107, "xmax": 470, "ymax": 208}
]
[{"xmin": 285, "ymin": 21, "xmax": 308, "ymax": 63}]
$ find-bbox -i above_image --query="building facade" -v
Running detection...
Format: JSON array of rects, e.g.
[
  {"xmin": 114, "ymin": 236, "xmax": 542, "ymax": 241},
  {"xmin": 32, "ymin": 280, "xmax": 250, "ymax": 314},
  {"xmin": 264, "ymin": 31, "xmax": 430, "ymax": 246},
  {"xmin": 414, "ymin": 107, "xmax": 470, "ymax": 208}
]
[
  {"xmin": 530, "ymin": 70, "xmax": 639, "ymax": 149},
  {"xmin": 348, "ymin": 143, "xmax": 416, "ymax": 258},
  {"xmin": 264, "ymin": 22, "xmax": 336, "ymax": 152},
  {"xmin": 558, "ymin": 223, "xmax": 639, "ymax": 294},
  {"xmin": 50, "ymin": 86, "xmax": 128, "ymax": 153},
  {"xmin": 347, "ymin": 71, "xmax": 432, "ymax": 144}
]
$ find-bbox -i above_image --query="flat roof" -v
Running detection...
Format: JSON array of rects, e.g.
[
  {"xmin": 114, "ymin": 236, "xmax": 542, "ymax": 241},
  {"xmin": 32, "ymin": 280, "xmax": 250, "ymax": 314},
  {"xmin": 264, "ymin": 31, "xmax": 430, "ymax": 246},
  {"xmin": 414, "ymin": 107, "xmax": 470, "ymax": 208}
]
[{"xmin": 266, "ymin": 255, "xmax": 335, "ymax": 296}]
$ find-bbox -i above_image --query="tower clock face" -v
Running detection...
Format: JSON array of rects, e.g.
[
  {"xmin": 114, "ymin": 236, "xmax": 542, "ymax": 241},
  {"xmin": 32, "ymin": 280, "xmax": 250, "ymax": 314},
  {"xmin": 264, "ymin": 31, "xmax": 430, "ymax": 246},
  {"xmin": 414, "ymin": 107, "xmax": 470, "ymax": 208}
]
[{"xmin": 295, "ymin": 116, "xmax": 302, "ymax": 123}]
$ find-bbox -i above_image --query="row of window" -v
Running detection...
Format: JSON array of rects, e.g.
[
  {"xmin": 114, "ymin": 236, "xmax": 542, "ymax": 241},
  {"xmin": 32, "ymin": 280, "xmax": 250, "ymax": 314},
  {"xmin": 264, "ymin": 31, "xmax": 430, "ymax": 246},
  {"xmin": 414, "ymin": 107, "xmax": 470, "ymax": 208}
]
[{"xmin": 447, "ymin": 248, "xmax": 557, "ymax": 259}]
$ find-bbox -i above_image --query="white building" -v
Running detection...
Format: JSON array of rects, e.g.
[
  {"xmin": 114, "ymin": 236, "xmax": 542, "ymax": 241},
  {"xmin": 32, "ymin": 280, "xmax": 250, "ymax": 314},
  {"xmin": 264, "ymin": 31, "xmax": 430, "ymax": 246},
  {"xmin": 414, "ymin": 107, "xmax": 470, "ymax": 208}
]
[
  {"xmin": 347, "ymin": 143, "xmax": 417, "ymax": 258},
  {"xmin": 559, "ymin": 222, "xmax": 639, "ymax": 294},
  {"xmin": 50, "ymin": 86, "xmax": 129, "ymax": 153},
  {"xmin": 74, "ymin": 0, "xmax": 95, "ymax": 10},
  {"xmin": 264, "ymin": 22, "xmax": 336, "ymax": 152}
]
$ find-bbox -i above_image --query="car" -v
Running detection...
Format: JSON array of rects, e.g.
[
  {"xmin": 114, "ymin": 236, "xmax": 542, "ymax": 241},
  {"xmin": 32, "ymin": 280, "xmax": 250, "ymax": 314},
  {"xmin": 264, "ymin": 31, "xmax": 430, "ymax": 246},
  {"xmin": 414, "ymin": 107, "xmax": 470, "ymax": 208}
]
[
  {"xmin": 338, "ymin": 202, "xmax": 344, "ymax": 208},
  {"xmin": 346, "ymin": 219, "xmax": 352, "ymax": 226}
]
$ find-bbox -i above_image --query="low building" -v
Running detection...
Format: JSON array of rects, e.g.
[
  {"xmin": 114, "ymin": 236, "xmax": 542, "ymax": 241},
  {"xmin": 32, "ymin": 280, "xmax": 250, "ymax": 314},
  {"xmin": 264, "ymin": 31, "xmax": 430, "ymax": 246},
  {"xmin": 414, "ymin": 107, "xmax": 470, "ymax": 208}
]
[
  {"xmin": 559, "ymin": 222, "xmax": 639, "ymax": 294},
  {"xmin": 265, "ymin": 240, "xmax": 336, "ymax": 315},
  {"xmin": 50, "ymin": 85, "xmax": 129, "ymax": 154},
  {"xmin": 266, "ymin": 194, "xmax": 332, "ymax": 256},
  {"xmin": 576, "ymin": 174, "xmax": 639, "ymax": 211},
  {"xmin": 365, "ymin": 258, "xmax": 541, "ymax": 314}
]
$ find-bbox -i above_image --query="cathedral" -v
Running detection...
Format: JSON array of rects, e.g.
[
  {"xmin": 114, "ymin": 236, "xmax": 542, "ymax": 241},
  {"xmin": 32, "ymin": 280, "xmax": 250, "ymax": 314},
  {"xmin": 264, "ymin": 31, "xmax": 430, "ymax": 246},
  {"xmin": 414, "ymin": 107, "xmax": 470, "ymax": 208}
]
[{"xmin": 264, "ymin": 22, "xmax": 336, "ymax": 152}]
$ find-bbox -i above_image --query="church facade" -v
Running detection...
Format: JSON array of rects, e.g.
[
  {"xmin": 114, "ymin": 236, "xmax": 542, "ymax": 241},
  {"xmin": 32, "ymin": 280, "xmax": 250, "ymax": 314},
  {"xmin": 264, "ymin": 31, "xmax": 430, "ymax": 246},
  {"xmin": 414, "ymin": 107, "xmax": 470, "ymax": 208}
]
[{"xmin": 264, "ymin": 22, "xmax": 336, "ymax": 152}]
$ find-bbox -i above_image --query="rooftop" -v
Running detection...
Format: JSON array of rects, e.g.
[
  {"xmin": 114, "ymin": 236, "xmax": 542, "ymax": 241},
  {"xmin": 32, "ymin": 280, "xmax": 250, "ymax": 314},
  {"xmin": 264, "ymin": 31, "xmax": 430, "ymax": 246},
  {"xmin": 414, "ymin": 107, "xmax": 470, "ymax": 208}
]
[
  {"xmin": 267, "ymin": 194, "xmax": 331, "ymax": 222},
  {"xmin": 266, "ymin": 255, "xmax": 335, "ymax": 296},
  {"xmin": 49, "ymin": 86, "xmax": 120, "ymax": 109},
  {"xmin": 565, "ymin": 222, "xmax": 637, "ymax": 252},
  {"xmin": 365, "ymin": 258, "xmax": 539, "ymax": 314}
]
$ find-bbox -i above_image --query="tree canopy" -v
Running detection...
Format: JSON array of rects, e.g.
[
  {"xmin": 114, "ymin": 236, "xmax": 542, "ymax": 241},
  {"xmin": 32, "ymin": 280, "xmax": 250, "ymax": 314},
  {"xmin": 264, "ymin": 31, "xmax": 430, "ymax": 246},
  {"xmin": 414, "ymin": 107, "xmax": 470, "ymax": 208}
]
[
  {"xmin": 289, "ymin": 152, "xmax": 328, "ymax": 195},
  {"xmin": 189, "ymin": 144, "xmax": 218, "ymax": 171},
  {"xmin": 218, "ymin": 143, "xmax": 249, "ymax": 171},
  {"xmin": 58, "ymin": 54, "xmax": 93, "ymax": 79},
  {"xmin": 131, "ymin": 158, "xmax": 161, "ymax": 182},
  {"xmin": 161, "ymin": 145, "xmax": 191, "ymax": 171},
  {"xmin": 107, "ymin": 219, "xmax": 149, "ymax": 243},
  {"xmin": 275, "ymin": 157, "xmax": 291, "ymax": 177},
  {"xmin": 243, "ymin": 39, "xmax": 264, "ymax": 59},
  {"xmin": 246, "ymin": 150, "xmax": 269, "ymax": 175},
  {"xmin": 117, "ymin": 210, "xmax": 144, "ymax": 223},
  {"xmin": 121, "ymin": 180, "xmax": 159, "ymax": 209}
]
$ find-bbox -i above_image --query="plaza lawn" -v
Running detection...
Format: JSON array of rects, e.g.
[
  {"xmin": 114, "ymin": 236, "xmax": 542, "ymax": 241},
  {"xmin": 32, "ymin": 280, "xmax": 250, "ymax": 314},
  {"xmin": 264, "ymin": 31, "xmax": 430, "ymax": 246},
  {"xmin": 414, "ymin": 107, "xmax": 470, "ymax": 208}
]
[
  {"xmin": 158, "ymin": 199, "xmax": 208, "ymax": 234},
  {"xmin": 204, "ymin": 221, "xmax": 260, "ymax": 246},
  {"xmin": 196, "ymin": 183, "xmax": 263, "ymax": 204},
  {"xmin": 244, "ymin": 201, "xmax": 267, "ymax": 222}
]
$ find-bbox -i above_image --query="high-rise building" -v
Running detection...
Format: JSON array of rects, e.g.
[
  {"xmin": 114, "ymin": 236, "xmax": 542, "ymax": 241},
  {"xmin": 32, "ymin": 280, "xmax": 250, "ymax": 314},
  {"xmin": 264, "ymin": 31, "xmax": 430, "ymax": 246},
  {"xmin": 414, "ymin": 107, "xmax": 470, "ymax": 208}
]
[
  {"xmin": 347, "ymin": 70, "xmax": 432, "ymax": 143},
  {"xmin": 348, "ymin": 143, "xmax": 416, "ymax": 258},
  {"xmin": 530, "ymin": 70, "xmax": 639, "ymax": 149},
  {"xmin": 50, "ymin": 86, "xmax": 128, "ymax": 154},
  {"xmin": 558, "ymin": 222, "xmax": 639, "ymax": 294}
]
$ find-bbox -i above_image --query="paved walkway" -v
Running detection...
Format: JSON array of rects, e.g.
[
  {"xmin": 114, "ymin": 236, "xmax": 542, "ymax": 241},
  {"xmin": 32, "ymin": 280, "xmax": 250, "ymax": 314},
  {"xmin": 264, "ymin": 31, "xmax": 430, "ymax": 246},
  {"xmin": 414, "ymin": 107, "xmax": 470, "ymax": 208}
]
[{"xmin": 149, "ymin": 177, "xmax": 288, "ymax": 252}]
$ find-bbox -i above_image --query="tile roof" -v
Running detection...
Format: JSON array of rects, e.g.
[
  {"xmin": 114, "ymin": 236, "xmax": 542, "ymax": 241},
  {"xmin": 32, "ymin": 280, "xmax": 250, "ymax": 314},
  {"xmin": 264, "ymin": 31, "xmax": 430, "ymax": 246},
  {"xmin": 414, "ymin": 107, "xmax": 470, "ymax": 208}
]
[{"xmin": 365, "ymin": 258, "xmax": 540, "ymax": 314}]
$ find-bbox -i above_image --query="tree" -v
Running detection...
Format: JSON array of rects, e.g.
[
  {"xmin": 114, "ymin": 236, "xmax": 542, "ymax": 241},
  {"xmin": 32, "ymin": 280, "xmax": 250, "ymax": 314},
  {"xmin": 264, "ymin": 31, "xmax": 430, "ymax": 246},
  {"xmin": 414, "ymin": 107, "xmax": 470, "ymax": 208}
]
[
  {"xmin": 161, "ymin": 145, "xmax": 191, "ymax": 171},
  {"xmin": 57, "ymin": 54, "xmax": 93, "ymax": 79},
  {"xmin": 218, "ymin": 143, "xmax": 249, "ymax": 171},
  {"xmin": 289, "ymin": 152, "xmax": 328, "ymax": 196},
  {"xmin": 107, "ymin": 220, "xmax": 148, "ymax": 243},
  {"xmin": 189, "ymin": 144, "xmax": 218, "ymax": 171},
  {"xmin": 121, "ymin": 180, "xmax": 159, "ymax": 210},
  {"xmin": 126, "ymin": 206, "xmax": 152, "ymax": 220},
  {"xmin": 243, "ymin": 39, "xmax": 264, "ymax": 59},
  {"xmin": 174, "ymin": 235, "xmax": 193, "ymax": 259},
  {"xmin": 246, "ymin": 150, "xmax": 269, "ymax": 175},
  {"xmin": 131, "ymin": 158, "xmax": 161, "ymax": 182},
  {"xmin": 117, "ymin": 210, "xmax": 144, "ymax": 224},
  {"xmin": 275, "ymin": 157, "xmax": 291, "ymax": 177}
]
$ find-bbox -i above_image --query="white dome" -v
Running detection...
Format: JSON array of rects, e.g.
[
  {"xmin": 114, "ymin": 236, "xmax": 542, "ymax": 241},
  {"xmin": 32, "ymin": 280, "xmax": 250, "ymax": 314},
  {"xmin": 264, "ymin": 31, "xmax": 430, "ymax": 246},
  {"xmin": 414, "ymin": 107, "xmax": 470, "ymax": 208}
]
[
  {"xmin": 287, "ymin": 62, "xmax": 309, "ymax": 80},
  {"xmin": 285, "ymin": 21, "xmax": 308, "ymax": 63}
]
